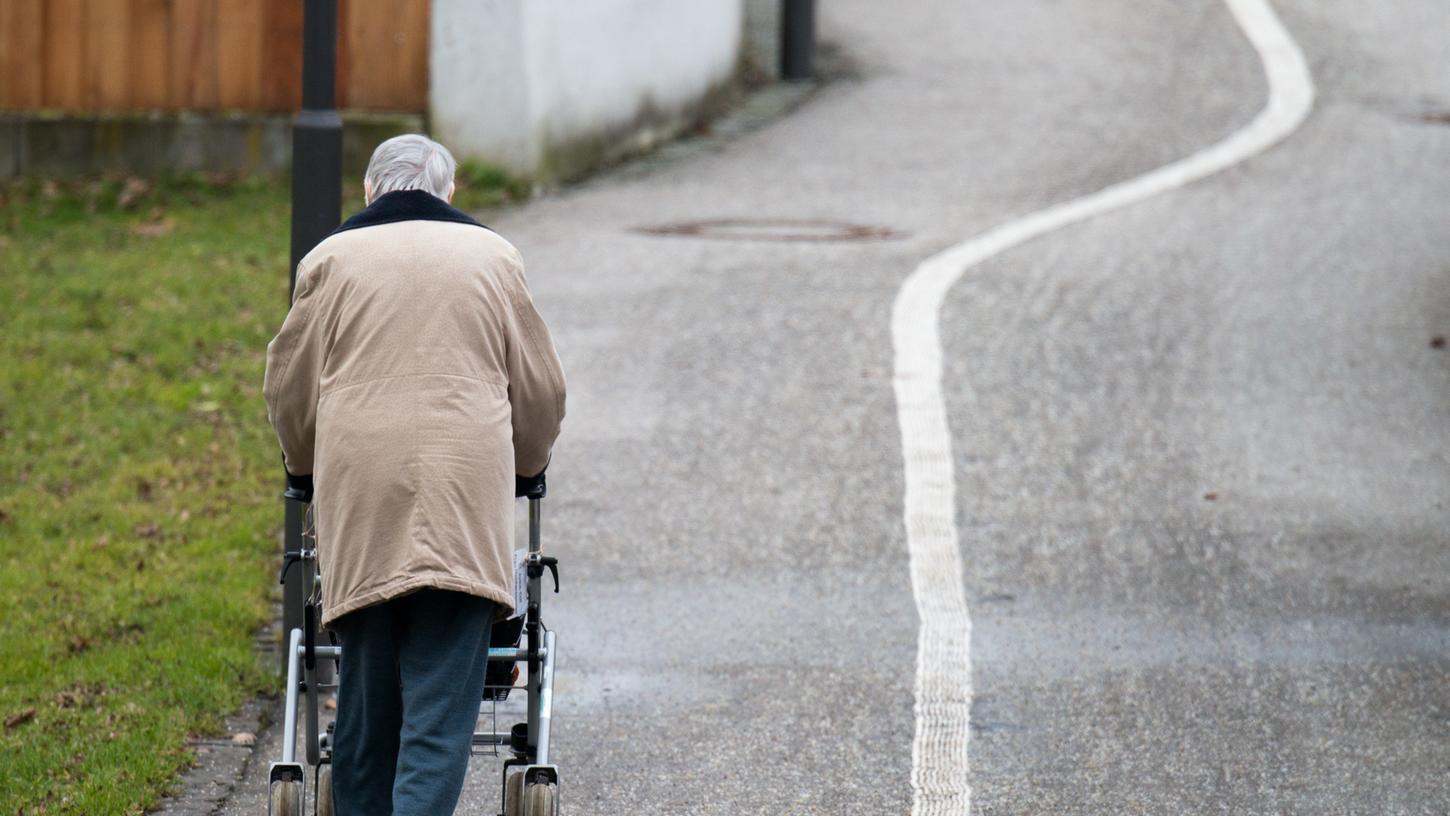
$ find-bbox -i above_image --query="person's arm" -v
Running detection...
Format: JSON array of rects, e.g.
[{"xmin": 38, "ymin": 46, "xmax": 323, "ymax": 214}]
[
  {"xmin": 263, "ymin": 261, "xmax": 328, "ymax": 478},
  {"xmin": 503, "ymin": 251, "xmax": 566, "ymax": 477}
]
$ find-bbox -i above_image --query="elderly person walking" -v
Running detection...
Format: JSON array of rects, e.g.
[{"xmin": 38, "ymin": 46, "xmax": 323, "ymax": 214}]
[{"xmin": 264, "ymin": 134, "xmax": 565, "ymax": 815}]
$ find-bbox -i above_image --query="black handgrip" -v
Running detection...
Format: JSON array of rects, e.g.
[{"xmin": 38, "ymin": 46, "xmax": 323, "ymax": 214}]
[
  {"xmin": 284, "ymin": 470, "xmax": 314, "ymax": 503},
  {"xmin": 278, "ymin": 551, "xmax": 302, "ymax": 585},
  {"xmin": 515, "ymin": 471, "xmax": 547, "ymax": 500}
]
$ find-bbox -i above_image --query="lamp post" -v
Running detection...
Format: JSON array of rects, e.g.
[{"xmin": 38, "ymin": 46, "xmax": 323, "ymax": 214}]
[
  {"xmin": 283, "ymin": 0, "xmax": 341, "ymax": 673},
  {"xmin": 781, "ymin": 0, "xmax": 816, "ymax": 80}
]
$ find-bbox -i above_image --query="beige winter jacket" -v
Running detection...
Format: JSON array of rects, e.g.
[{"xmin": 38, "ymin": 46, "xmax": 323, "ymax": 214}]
[{"xmin": 263, "ymin": 190, "xmax": 565, "ymax": 626}]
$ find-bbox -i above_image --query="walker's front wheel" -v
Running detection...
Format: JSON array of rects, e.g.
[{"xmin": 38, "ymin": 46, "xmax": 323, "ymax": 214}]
[
  {"xmin": 522, "ymin": 782, "xmax": 556, "ymax": 816},
  {"xmin": 315, "ymin": 764, "xmax": 334, "ymax": 816},
  {"xmin": 503, "ymin": 771, "xmax": 525, "ymax": 816},
  {"xmin": 269, "ymin": 779, "xmax": 302, "ymax": 816}
]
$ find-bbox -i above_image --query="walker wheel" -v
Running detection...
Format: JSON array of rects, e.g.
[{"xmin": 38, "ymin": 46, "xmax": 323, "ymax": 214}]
[
  {"xmin": 503, "ymin": 771, "xmax": 524, "ymax": 816},
  {"xmin": 315, "ymin": 764, "xmax": 334, "ymax": 816},
  {"xmin": 522, "ymin": 782, "xmax": 556, "ymax": 816},
  {"xmin": 269, "ymin": 779, "xmax": 303, "ymax": 816}
]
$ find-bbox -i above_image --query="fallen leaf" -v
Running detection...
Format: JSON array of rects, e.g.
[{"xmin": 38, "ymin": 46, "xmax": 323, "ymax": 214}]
[
  {"xmin": 178, "ymin": 509, "xmax": 191, "ymax": 523},
  {"xmin": 230, "ymin": 731, "xmax": 256, "ymax": 747},
  {"xmin": 94, "ymin": 534, "xmax": 110, "ymax": 549},
  {"xmin": 1203, "ymin": 492, "xmax": 1219, "ymax": 501},
  {"xmin": 5, "ymin": 707, "xmax": 36, "ymax": 730},
  {"xmin": 134, "ymin": 522, "xmax": 160, "ymax": 538},
  {"xmin": 53, "ymin": 683, "xmax": 105, "ymax": 710},
  {"xmin": 130, "ymin": 213, "xmax": 175, "ymax": 238},
  {"xmin": 117, "ymin": 177, "xmax": 151, "ymax": 209}
]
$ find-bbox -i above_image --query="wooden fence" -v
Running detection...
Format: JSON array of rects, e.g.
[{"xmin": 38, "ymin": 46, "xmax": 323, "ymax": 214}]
[{"xmin": 0, "ymin": 0, "xmax": 429, "ymax": 113}]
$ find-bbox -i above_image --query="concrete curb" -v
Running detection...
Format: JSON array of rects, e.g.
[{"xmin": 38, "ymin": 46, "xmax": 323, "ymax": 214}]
[{"xmin": 0, "ymin": 112, "xmax": 422, "ymax": 180}]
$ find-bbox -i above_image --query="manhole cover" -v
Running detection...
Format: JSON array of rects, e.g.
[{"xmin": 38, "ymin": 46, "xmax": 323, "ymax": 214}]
[{"xmin": 634, "ymin": 218, "xmax": 901, "ymax": 242}]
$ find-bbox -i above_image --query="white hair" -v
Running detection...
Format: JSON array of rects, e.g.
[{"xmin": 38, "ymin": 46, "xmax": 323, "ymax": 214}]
[{"xmin": 364, "ymin": 134, "xmax": 457, "ymax": 202}]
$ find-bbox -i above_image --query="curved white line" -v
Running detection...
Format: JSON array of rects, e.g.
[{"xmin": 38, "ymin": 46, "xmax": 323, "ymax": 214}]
[{"xmin": 894, "ymin": 1, "xmax": 1314, "ymax": 812}]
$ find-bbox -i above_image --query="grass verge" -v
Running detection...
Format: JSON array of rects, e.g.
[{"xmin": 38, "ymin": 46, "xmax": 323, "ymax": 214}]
[{"xmin": 0, "ymin": 168, "xmax": 520, "ymax": 814}]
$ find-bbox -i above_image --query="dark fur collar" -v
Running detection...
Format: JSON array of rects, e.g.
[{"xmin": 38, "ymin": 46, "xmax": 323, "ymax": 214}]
[{"xmin": 332, "ymin": 189, "xmax": 489, "ymax": 236}]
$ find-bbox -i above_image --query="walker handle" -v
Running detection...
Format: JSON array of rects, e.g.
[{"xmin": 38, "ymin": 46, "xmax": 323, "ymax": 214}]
[
  {"xmin": 515, "ymin": 470, "xmax": 547, "ymax": 500},
  {"xmin": 283, "ymin": 469, "xmax": 314, "ymax": 503}
]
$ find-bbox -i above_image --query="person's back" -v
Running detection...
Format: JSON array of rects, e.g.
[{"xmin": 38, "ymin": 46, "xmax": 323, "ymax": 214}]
[
  {"xmin": 276, "ymin": 208, "xmax": 562, "ymax": 626},
  {"xmin": 263, "ymin": 134, "xmax": 565, "ymax": 815}
]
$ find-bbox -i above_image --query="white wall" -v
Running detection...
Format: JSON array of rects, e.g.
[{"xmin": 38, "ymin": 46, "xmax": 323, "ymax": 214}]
[
  {"xmin": 430, "ymin": 1, "xmax": 533, "ymax": 173},
  {"xmin": 431, "ymin": 0, "xmax": 745, "ymax": 180},
  {"xmin": 744, "ymin": 0, "xmax": 781, "ymax": 79}
]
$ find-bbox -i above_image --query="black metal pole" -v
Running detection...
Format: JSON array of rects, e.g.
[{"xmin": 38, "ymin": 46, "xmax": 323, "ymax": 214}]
[
  {"xmin": 283, "ymin": 0, "xmax": 341, "ymax": 674},
  {"xmin": 781, "ymin": 0, "xmax": 816, "ymax": 80}
]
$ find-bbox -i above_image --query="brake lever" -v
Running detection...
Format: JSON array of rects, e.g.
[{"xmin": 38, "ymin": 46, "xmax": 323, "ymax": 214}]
[
  {"xmin": 529, "ymin": 556, "xmax": 560, "ymax": 593},
  {"xmin": 278, "ymin": 551, "xmax": 303, "ymax": 585}
]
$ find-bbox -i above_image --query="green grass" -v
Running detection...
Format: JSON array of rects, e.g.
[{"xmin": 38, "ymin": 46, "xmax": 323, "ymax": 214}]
[{"xmin": 0, "ymin": 168, "xmax": 519, "ymax": 814}]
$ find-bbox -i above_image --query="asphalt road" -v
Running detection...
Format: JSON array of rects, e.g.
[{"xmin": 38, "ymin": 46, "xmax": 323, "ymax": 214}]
[{"xmin": 211, "ymin": 0, "xmax": 1450, "ymax": 813}]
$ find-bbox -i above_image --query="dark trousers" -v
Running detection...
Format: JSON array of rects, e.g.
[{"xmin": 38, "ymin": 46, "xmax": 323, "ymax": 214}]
[{"xmin": 331, "ymin": 589, "xmax": 497, "ymax": 816}]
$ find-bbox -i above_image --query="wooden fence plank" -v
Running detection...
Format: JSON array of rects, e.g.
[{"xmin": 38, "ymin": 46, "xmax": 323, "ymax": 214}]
[
  {"xmin": 216, "ymin": 0, "xmax": 264, "ymax": 109},
  {"xmin": 343, "ymin": 0, "xmax": 428, "ymax": 111},
  {"xmin": 127, "ymin": 0, "xmax": 171, "ymax": 109},
  {"xmin": 170, "ymin": 0, "xmax": 219, "ymax": 110},
  {"xmin": 84, "ymin": 0, "xmax": 131, "ymax": 109},
  {"xmin": 42, "ymin": 0, "xmax": 86, "ymax": 110},
  {"xmin": 0, "ymin": 0, "xmax": 47, "ymax": 108},
  {"xmin": 399, "ymin": 0, "xmax": 429, "ymax": 110},
  {"xmin": 0, "ymin": 2, "xmax": 7, "ymax": 108},
  {"xmin": 335, "ymin": 0, "xmax": 351, "ymax": 109},
  {"xmin": 261, "ymin": 0, "xmax": 303, "ymax": 111}
]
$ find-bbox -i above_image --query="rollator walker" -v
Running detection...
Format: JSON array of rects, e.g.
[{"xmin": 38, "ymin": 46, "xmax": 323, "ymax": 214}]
[{"xmin": 266, "ymin": 473, "xmax": 562, "ymax": 816}]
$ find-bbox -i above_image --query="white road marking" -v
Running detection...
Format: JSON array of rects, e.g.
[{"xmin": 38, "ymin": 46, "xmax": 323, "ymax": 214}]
[{"xmin": 891, "ymin": 1, "xmax": 1314, "ymax": 812}]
